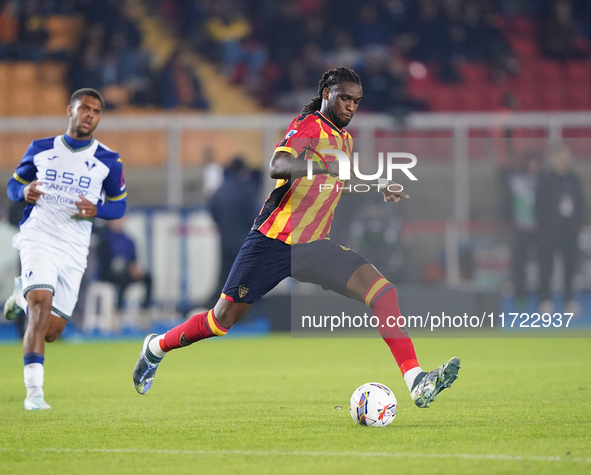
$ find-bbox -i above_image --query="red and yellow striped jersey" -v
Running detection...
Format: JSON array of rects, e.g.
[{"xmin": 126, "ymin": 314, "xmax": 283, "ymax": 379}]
[{"xmin": 253, "ymin": 111, "xmax": 353, "ymax": 245}]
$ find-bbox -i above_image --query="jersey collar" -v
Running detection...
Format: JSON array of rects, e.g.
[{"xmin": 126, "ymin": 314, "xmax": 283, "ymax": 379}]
[
  {"xmin": 62, "ymin": 134, "xmax": 94, "ymax": 153},
  {"xmin": 315, "ymin": 111, "xmax": 346, "ymax": 136}
]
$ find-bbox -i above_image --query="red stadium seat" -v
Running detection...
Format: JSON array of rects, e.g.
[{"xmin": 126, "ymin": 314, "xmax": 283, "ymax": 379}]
[
  {"xmin": 513, "ymin": 87, "xmax": 537, "ymax": 111},
  {"xmin": 538, "ymin": 60, "xmax": 563, "ymax": 85},
  {"xmin": 454, "ymin": 85, "xmax": 485, "ymax": 111},
  {"xmin": 481, "ymin": 86, "xmax": 506, "ymax": 111},
  {"xmin": 509, "ymin": 38, "xmax": 538, "ymax": 58},
  {"xmin": 407, "ymin": 75, "xmax": 437, "ymax": 102},
  {"xmin": 537, "ymin": 87, "xmax": 564, "ymax": 111},
  {"xmin": 512, "ymin": 58, "xmax": 537, "ymax": 84},
  {"xmin": 565, "ymin": 61, "xmax": 590, "ymax": 83},
  {"xmin": 563, "ymin": 87, "xmax": 591, "ymax": 111},
  {"xmin": 428, "ymin": 85, "xmax": 454, "ymax": 111},
  {"xmin": 508, "ymin": 16, "xmax": 536, "ymax": 37},
  {"xmin": 458, "ymin": 63, "xmax": 489, "ymax": 84}
]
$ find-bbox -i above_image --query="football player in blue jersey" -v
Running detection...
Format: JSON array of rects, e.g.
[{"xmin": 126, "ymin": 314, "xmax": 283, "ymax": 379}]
[{"xmin": 4, "ymin": 88, "xmax": 128, "ymax": 410}]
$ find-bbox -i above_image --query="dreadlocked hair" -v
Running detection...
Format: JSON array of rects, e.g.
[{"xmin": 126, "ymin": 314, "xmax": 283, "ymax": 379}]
[{"xmin": 301, "ymin": 67, "xmax": 361, "ymax": 115}]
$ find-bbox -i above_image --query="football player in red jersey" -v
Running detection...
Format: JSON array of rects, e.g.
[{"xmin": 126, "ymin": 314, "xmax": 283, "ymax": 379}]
[{"xmin": 133, "ymin": 68, "xmax": 460, "ymax": 408}]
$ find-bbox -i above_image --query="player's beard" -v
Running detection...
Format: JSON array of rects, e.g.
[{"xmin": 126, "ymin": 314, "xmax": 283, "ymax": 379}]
[{"xmin": 75, "ymin": 122, "xmax": 96, "ymax": 139}]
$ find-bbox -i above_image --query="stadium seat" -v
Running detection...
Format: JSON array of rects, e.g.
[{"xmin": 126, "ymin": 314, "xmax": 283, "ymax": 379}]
[
  {"xmin": 538, "ymin": 60, "xmax": 563, "ymax": 85},
  {"xmin": 407, "ymin": 75, "xmax": 437, "ymax": 103},
  {"xmin": 0, "ymin": 64, "xmax": 8, "ymax": 115},
  {"xmin": 454, "ymin": 85, "xmax": 484, "ymax": 111},
  {"xmin": 513, "ymin": 58, "xmax": 537, "ymax": 84},
  {"xmin": 41, "ymin": 85, "xmax": 68, "ymax": 115},
  {"xmin": 509, "ymin": 38, "xmax": 538, "ymax": 58},
  {"xmin": 565, "ymin": 61, "xmax": 590, "ymax": 83},
  {"xmin": 458, "ymin": 64, "xmax": 489, "ymax": 84},
  {"xmin": 540, "ymin": 86, "xmax": 565, "ymax": 111},
  {"xmin": 513, "ymin": 87, "xmax": 537, "ymax": 111},
  {"xmin": 481, "ymin": 85, "xmax": 505, "ymax": 110},
  {"xmin": 12, "ymin": 62, "xmax": 37, "ymax": 85},
  {"xmin": 563, "ymin": 88, "xmax": 591, "ymax": 111},
  {"xmin": 39, "ymin": 62, "xmax": 67, "ymax": 85},
  {"xmin": 428, "ymin": 85, "xmax": 454, "ymax": 111},
  {"xmin": 507, "ymin": 16, "xmax": 536, "ymax": 37}
]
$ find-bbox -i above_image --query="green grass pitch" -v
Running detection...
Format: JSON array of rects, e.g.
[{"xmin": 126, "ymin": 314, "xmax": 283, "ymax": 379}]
[{"xmin": 0, "ymin": 335, "xmax": 590, "ymax": 475}]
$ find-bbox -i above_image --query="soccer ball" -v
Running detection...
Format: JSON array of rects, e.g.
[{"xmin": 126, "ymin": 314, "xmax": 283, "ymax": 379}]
[{"xmin": 349, "ymin": 382, "xmax": 397, "ymax": 427}]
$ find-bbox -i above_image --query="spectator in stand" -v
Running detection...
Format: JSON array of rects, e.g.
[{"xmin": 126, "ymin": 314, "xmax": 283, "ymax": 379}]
[
  {"xmin": 539, "ymin": 0, "xmax": 589, "ymax": 60},
  {"xmin": 358, "ymin": 47, "xmax": 428, "ymax": 114},
  {"xmin": 355, "ymin": 3, "xmax": 390, "ymax": 49},
  {"xmin": 325, "ymin": 29, "xmax": 362, "ymax": 69},
  {"xmin": 97, "ymin": 217, "xmax": 153, "ymax": 311},
  {"xmin": 536, "ymin": 143, "xmax": 585, "ymax": 316},
  {"xmin": 407, "ymin": 0, "xmax": 461, "ymax": 83},
  {"xmin": 286, "ymin": 42, "xmax": 326, "ymax": 92},
  {"xmin": 0, "ymin": 0, "xmax": 19, "ymax": 60},
  {"xmin": 204, "ymin": 0, "xmax": 266, "ymax": 89},
  {"xmin": 153, "ymin": 49, "xmax": 209, "ymax": 109},
  {"xmin": 262, "ymin": 1, "xmax": 306, "ymax": 71},
  {"xmin": 275, "ymin": 66, "xmax": 316, "ymax": 112},
  {"xmin": 69, "ymin": 23, "xmax": 105, "ymax": 93},
  {"xmin": 16, "ymin": 0, "xmax": 49, "ymax": 61}
]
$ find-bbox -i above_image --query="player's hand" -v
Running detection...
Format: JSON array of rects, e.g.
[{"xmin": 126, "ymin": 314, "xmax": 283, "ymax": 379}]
[
  {"xmin": 23, "ymin": 180, "xmax": 45, "ymax": 203},
  {"xmin": 74, "ymin": 195, "xmax": 97, "ymax": 219},
  {"xmin": 382, "ymin": 182, "xmax": 409, "ymax": 203}
]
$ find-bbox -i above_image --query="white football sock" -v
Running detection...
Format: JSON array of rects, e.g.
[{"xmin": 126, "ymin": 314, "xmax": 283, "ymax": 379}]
[
  {"xmin": 148, "ymin": 334, "xmax": 167, "ymax": 358},
  {"xmin": 24, "ymin": 363, "xmax": 44, "ymax": 398},
  {"xmin": 17, "ymin": 289, "xmax": 27, "ymax": 311},
  {"xmin": 403, "ymin": 366, "xmax": 423, "ymax": 391}
]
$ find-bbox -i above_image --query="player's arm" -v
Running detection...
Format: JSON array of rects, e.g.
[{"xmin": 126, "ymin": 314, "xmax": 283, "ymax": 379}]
[
  {"xmin": 75, "ymin": 157, "xmax": 127, "ymax": 220},
  {"xmin": 269, "ymin": 151, "xmax": 339, "ymax": 180},
  {"xmin": 7, "ymin": 142, "xmax": 41, "ymax": 202},
  {"xmin": 271, "ymin": 119, "xmax": 336, "ymax": 180},
  {"xmin": 98, "ymin": 158, "xmax": 127, "ymax": 220}
]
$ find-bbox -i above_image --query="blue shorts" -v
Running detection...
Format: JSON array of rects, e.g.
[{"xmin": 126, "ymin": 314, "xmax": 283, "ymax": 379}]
[{"xmin": 221, "ymin": 230, "xmax": 369, "ymax": 304}]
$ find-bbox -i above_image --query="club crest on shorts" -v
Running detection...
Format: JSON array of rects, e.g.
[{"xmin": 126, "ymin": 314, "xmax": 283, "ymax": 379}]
[
  {"xmin": 239, "ymin": 286, "xmax": 249, "ymax": 298},
  {"xmin": 180, "ymin": 333, "xmax": 191, "ymax": 347}
]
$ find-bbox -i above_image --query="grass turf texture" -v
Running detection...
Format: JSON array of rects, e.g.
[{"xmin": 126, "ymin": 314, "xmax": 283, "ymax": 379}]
[{"xmin": 0, "ymin": 335, "xmax": 589, "ymax": 475}]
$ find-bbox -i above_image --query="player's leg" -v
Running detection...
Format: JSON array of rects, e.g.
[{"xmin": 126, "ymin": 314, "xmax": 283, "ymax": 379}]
[
  {"xmin": 346, "ymin": 262, "xmax": 460, "ymax": 408},
  {"xmin": 132, "ymin": 299, "xmax": 250, "ymax": 395},
  {"xmin": 22, "ymin": 261, "xmax": 82, "ymax": 410},
  {"xmin": 293, "ymin": 240, "xmax": 460, "ymax": 408},
  {"xmin": 22, "ymin": 288, "xmax": 55, "ymax": 410},
  {"xmin": 133, "ymin": 230, "xmax": 291, "ymax": 394},
  {"xmin": 18, "ymin": 244, "xmax": 61, "ymax": 410}
]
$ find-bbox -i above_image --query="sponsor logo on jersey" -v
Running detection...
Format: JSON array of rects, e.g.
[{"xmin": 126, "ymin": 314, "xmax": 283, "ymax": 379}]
[
  {"xmin": 48, "ymin": 156, "xmax": 58, "ymax": 161},
  {"xmin": 84, "ymin": 160, "xmax": 97, "ymax": 171}
]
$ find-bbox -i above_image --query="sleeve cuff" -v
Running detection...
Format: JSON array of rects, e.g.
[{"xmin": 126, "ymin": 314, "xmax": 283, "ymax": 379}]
[{"xmin": 274, "ymin": 146, "xmax": 298, "ymax": 158}]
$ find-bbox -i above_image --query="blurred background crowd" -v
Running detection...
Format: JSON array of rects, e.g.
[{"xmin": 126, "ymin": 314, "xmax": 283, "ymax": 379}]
[{"xmin": 2, "ymin": 0, "xmax": 591, "ymax": 113}]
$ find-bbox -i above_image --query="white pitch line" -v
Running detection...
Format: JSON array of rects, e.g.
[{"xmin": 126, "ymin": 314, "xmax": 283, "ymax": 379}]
[{"xmin": 0, "ymin": 448, "xmax": 590, "ymax": 464}]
